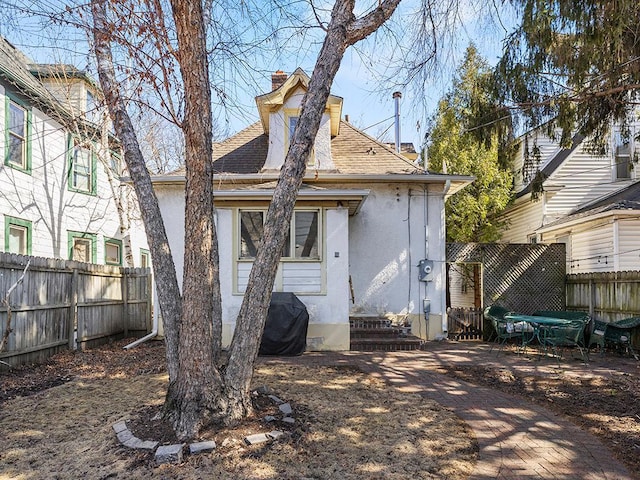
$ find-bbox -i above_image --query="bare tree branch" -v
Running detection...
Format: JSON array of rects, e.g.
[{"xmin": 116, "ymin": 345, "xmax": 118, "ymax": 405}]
[{"xmin": 0, "ymin": 259, "xmax": 31, "ymax": 354}]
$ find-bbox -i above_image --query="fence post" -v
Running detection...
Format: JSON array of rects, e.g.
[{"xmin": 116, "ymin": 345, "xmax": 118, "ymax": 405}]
[
  {"xmin": 589, "ymin": 278, "xmax": 595, "ymax": 318},
  {"xmin": 146, "ymin": 270, "xmax": 153, "ymax": 332},
  {"xmin": 122, "ymin": 268, "xmax": 129, "ymax": 338},
  {"xmin": 69, "ymin": 269, "xmax": 78, "ymax": 350}
]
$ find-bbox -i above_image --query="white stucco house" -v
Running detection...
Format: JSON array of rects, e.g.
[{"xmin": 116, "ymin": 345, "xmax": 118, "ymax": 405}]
[
  {"xmin": 498, "ymin": 122, "xmax": 640, "ymax": 273},
  {"xmin": 152, "ymin": 69, "xmax": 472, "ymax": 350},
  {"xmin": 0, "ymin": 36, "xmax": 148, "ymax": 267}
]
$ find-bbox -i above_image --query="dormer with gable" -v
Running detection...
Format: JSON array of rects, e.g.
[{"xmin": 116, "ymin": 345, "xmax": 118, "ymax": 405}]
[
  {"xmin": 29, "ymin": 64, "xmax": 104, "ymax": 125},
  {"xmin": 256, "ymin": 68, "xmax": 340, "ymax": 171}
]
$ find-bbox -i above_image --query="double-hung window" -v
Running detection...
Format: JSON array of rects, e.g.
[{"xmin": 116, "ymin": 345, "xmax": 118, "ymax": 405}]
[
  {"xmin": 5, "ymin": 97, "xmax": 31, "ymax": 172},
  {"xmin": 68, "ymin": 231, "xmax": 97, "ymax": 263},
  {"xmin": 4, "ymin": 216, "xmax": 32, "ymax": 255},
  {"xmin": 140, "ymin": 249, "xmax": 150, "ymax": 268},
  {"xmin": 237, "ymin": 208, "xmax": 323, "ymax": 294},
  {"xmin": 105, "ymin": 238, "xmax": 123, "ymax": 265},
  {"xmin": 239, "ymin": 209, "xmax": 321, "ymax": 260},
  {"xmin": 70, "ymin": 139, "xmax": 96, "ymax": 194}
]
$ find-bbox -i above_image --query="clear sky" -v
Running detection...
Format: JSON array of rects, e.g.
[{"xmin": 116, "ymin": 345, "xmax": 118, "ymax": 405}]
[{"xmin": 0, "ymin": 0, "xmax": 515, "ymax": 152}]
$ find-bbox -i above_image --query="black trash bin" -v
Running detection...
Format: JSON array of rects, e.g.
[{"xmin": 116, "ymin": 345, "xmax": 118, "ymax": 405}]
[{"xmin": 259, "ymin": 292, "xmax": 309, "ymax": 356}]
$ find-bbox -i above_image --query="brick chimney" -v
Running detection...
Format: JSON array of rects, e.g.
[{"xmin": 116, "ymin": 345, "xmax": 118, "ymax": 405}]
[{"xmin": 271, "ymin": 70, "xmax": 288, "ymax": 91}]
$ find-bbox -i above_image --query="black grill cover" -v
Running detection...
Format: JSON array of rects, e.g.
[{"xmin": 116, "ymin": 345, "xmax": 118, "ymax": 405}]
[{"xmin": 259, "ymin": 292, "xmax": 309, "ymax": 356}]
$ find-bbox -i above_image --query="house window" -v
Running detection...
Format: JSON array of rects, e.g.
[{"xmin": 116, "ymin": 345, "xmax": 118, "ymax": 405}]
[
  {"xmin": 292, "ymin": 210, "xmax": 319, "ymax": 258},
  {"xmin": 288, "ymin": 115, "xmax": 298, "ymax": 142},
  {"xmin": 285, "ymin": 111, "xmax": 314, "ymax": 166},
  {"xmin": 140, "ymin": 248, "xmax": 150, "ymax": 268},
  {"xmin": 238, "ymin": 209, "xmax": 321, "ymax": 260},
  {"xmin": 105, "ymin": 238, "xmax": 122, "ymax": 265},
  {"xmin": 69, "ymin": 139, "xmax": 96, "ymax": 194},
  {"xmin": 4, "ymin": 216, "xmax": 32, "ymax": 255},
  {"xmin": 68, "ymin": 231, "xmax": 97, "ymax": 263},
  {"xmin": 239, "ymin": 211, "xmax": 264, "ymax": 258},
  {"xmin": 613, "ymin": 128, "xmax": 634, "ymax": 181},
  {"xmin": 86, "ymin": 91, "xmax": 98, "ymax": 124},
  {"xmin": 110, "ymin": 151, "xmax": 121, "ymax": 174},
  {"xmin": 527, "ymin": 234, "xmax": 538, "ymax": 244},
  {"xmin": 5, "ymin": 98, "xmax": 31, "ymax": 172},
  {"xmin": 614, "ymin": 143, "xmax": 632, "ymax": 180}
]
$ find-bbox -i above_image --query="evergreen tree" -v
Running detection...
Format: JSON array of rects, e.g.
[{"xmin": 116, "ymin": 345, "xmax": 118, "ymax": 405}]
[
  {"xmin": 496, "ymin": 0, "xmax": 640, "ymax": 150},
  {"xmin": 427, "ymin": 45, "xmax": 513, "ymax": 243}
]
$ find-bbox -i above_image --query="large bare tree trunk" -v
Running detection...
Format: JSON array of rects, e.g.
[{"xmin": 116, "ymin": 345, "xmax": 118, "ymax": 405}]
[
  {"xmin": 91, "ymin": 0, "xmax": 182, "ymax": 383},
  {"xmin": 162, "ymin": 0, "xmax": 224, "ymax": 441},
  {"xmin": 93, "ymin": 0, "xmax": 399, "ymax": 442},
  {"xmin": 223, "ymin": 0, "xmax": 401, "ymax": 423}
]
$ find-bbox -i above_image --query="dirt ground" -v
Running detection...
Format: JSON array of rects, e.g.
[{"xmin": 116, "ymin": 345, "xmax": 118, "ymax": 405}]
[
  {"xmin": 2, "ymin": 340, "xmax": 639, "ymax": 479},
  {"xmin": 0, "ymin": 340, "xmax": 476, "ymax": 480}
]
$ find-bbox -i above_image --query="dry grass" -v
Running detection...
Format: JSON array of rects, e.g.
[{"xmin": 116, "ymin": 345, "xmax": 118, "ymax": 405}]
[{"xmin": 0, "ymin": 341, "xmax": 476, "ymax": 480}]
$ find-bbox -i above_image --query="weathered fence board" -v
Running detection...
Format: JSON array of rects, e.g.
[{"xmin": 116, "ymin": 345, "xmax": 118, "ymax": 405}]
[
  {"xmin": 567, "ymin": 271, "xmax": 640, "ymax": 347},
  {"xmin": 0, "ymin": 253, "xmax": 152, "ymax": 367},
  {"xmin": 447, "ymin": 307, "xmax": 484, "ymax": 340}
]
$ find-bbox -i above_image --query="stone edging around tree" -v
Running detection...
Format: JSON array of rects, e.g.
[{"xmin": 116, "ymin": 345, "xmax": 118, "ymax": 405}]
[{"xmin": 112, "ymin": 387, "xmax": 296, "ymax": 465}]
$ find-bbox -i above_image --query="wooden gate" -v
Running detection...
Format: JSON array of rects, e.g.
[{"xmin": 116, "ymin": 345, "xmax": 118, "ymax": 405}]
[{"xmin": 447, "ymin": 307, "xmax": 483, "ymax": 340}]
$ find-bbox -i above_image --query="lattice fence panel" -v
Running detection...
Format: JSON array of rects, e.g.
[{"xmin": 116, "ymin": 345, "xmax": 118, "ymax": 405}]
[{"xmin": 447, "ymin": 243, "xmax": 566, "ymax": 314}]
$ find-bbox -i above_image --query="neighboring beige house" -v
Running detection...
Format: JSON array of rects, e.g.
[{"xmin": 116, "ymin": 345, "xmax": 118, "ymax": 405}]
[
  {"xmin": 0, "ymin": 36, "xmax": 148, "ymax": 267},
  {"xmin": 152, "ymin": 68, "xmax": 472, "ymax": 350},
  {"xmin": 498, "ymin": 123, "xmax": 640, "ymax": 273}
]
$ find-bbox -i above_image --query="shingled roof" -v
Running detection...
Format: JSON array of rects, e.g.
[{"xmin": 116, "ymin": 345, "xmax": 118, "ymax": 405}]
[
  {"xmin": 0, "ymin": 36, "xmax": 71, "ymax": 123},
  {"xmin": 170, "ymin": 119, "xmax": 419, "ymax": 176}
]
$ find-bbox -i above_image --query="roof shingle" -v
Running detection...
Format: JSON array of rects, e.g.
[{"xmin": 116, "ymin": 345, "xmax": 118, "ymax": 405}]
[{"xmin": 170, "ymin": 120, "xmax": 420, "ymax": 176}]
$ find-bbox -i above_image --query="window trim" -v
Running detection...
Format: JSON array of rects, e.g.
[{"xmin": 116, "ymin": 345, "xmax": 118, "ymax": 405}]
[
  {"xmin": 68, "ymin": 136, "xmax": 98, "ymax": 195},
  {"xmin": 67, "ymin": 231, "xmax": 97, "ymax": 263},
  {"xmin": 4, "ymin": 216, "xmax": 32, "ymax": 255},
  {"xmin": 140, "ymin": 248, "xmax": 150, "ymax": 269},
  {"xmin": 104, "ymin": 237, "xmax": 123, "ymax": 266},
  {"xmin": 237, "ymin": 207, "xmax": 322, "ymax": 262},
  {"xmin": 4, "ymin": 94, "xmax": 32, "ymax": 173}
]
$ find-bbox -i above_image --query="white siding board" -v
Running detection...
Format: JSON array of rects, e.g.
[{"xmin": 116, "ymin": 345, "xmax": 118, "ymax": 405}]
[
  {"xmin": 545, "ymin": 145, "xmax": 633, "ymax": 217},
  {"xmin": 617, "ymin": 218, "xmax": 640, "ymax": 271},
  {"xmin": 448, "ymin": 264, "xmax": 475, "ymax": 308},
  {"xmin": 282, "ymin": 262, "xmax": 322, "ymax": 293},
  {"xmin": 569, "ymin": 224, "xmax": 614, "ymax": 273},
  {"xmin": 499, "ymin": 200, "xmax": 544, "ymax": 242}
]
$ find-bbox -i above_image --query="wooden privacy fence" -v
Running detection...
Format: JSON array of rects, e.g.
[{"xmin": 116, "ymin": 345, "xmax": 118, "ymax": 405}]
[
  {"xmin": 0, "ymin": 252, "xmax": 152, "ymax": 368},
  {"xmin": 567, "ymin": 271, "xmax": 640, "ymax": 347}
]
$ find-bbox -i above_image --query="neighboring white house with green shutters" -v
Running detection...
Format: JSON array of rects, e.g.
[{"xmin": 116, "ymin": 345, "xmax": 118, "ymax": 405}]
[
  {"xmin": 152, "ymin": 69, "xmax": 473, "ymax": 350},
  {"xmin": 0, "ymin": 36, "xmax": 148, "ymax": 267}
]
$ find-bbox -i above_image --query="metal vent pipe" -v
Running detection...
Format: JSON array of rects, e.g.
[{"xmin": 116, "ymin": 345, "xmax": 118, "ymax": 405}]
[{"xmin": 393, "ymin": 91, "xmax": 402, "ymax": 153}]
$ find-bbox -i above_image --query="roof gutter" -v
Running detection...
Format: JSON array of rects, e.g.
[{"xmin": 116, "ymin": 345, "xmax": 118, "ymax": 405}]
[
  {"xmin": 536, "ymin": 209, "xmax": 640, "ymax": 235},
  {"xmin": 151, "ymin": 172, "xmax": 474, "ymax": 194}
]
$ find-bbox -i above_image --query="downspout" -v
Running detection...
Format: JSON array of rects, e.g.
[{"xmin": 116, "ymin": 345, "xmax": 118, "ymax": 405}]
[
  {"xmin": 124, "ymin": 301, "xmax": 158, "ymax": 350},
  {"xmin": 441, "ymin": 179, "xmax": 451, "ymax": 334}
]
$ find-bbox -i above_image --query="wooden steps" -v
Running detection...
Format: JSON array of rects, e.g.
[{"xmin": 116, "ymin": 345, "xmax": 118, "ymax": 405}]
[{"xmin": 349, "ymin": 316, "xmax": 423, "ymax": 351}]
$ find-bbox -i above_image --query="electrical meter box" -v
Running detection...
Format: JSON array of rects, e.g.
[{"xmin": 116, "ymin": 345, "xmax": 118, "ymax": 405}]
[{"xmin": 417, "ymin": 259, "xmax": 434, "ymax": 282}]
